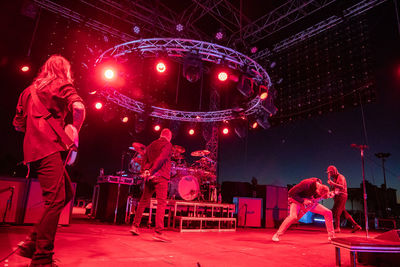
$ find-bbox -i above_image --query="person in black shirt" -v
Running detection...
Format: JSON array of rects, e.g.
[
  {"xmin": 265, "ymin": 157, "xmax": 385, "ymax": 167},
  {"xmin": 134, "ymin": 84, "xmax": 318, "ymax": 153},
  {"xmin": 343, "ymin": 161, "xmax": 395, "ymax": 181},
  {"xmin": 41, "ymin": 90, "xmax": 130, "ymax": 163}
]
[
  {"xmin": 272, "ymin": 178, "xmax": 334, "ymax": 242},
  {"xmin": 130, "ymin": 128, "xmax": 172, "ymax": 242}
]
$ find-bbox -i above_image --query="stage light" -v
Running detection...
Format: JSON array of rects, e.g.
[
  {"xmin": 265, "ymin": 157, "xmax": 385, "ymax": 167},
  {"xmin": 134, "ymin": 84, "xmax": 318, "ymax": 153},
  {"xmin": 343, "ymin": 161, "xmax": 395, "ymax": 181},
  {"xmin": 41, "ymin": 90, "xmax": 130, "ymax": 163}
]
[
  {"xmin": 95, "ymin": 102, "xmax": 103, "ymax": 110},
  {"xmin": 176, "ymin": 24, "xmax": 184, "ymax": 32},
  {"xmin": 183, "ymin": 53, "xmax": 202, "ymax": 83},
  {"xmin": 237, "ymin": 75, "xmax": 254, "ymax": 97},
  {"xmin": 252, "ymin": 122, "xmax": 258, "ymax": 129},
  {"xmin": 156, "ymin": 62, "xmax": 166, "ymax": 73},
  {"xmin": 216, "ymin": 31, "xmax": 224, "ymax": 40},
  {"xmin": 121, "ymin": 116, "xmax": 129, "ymax": 123},
  {"xmin": 21, "ymin": 65, "xmax": 30, "ymax": 72},
  {"xmin": 104, "ymin": 69, "xmax": 115, "ymax": 80},
  {"xmin": 222, "ymin": 127, "xmax": 229, "ymax": 135},
  {"xmin": 88, "ymin": 90, "xmax": 97, "ymax": 95},
  {"xmin": 218, "ymin": 71, "xmax": 228, "ymax": 82},
  {"xmin": 259, "ymin": 85, "xmax": 268, "ymax": 100},
  {"xmin": 189, "ymin": 129, "xmax": 195, "ymax": 135},
  {"xmin": 132, "ymin": 25, "xmax": 140, "ymax": 34},
  {"xmin": 250, "ymin": 47, "xmax": 258, "ymax": 54},
  {"xmin": 256, "ymin": 112, "xmax": 271, "ymax": 130},
  {"xmin": 154, "ymin": 125, "xmax": 161, "ymax": 131}
]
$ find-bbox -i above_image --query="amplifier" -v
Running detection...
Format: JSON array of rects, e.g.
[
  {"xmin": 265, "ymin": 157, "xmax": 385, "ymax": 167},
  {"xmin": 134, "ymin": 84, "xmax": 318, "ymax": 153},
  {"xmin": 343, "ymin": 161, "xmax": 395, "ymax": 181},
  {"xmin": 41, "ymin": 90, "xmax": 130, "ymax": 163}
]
[
  {"xmin": 23, "ymin": 179, "xmax": 76, "ymax": 225},
  {"xmin": 0, "ymin": 177, "xmax": 27, "ymax": 224},
  {"xmin": 93, "ymin": 182, "xmax": 130, "ymax": 223},
  {"xmin": 97, "ymin": 175, "xmax": 138, "ymax": 185}
]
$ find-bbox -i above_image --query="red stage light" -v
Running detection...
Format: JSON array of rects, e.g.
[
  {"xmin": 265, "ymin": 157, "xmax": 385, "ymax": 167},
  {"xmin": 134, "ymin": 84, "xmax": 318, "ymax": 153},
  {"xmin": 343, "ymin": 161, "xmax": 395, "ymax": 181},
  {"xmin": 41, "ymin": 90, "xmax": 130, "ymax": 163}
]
[
  {"xmin": 189, "ymin": 129, "xmax": 195, "ymax": 135},
  {"xmin": 222, "ymin": 127, "xmax": 229, "ymax": 135},
  {"xmin": 154, "ymin": 125, "xmax": 161, "ymax": 131},
  {"xmin": 156, "ymin": 62, "xmax": 166, "ymax": 73},
  {"xmin": 260, "ymin": 92, "xmax": 268, "ymax": 100},
  {"xmin": 21, "ymin": 65, "xmax": 30, "ymax": 72},
  {"xmin": 121, "ymin": 116, "xmax": 129, "ymax": 123},
  {"xmin": 89, "ymin": 90, "xmax": 97, "ymax": 95},
  {"xmin": 252, "ymin": 122, "xmax": 258, "ymax": 129},
  {"xmin": 218, "ymin": 71, "xmax": 228, "ymax": 81},
  {"xmin": 104, "ymin": 69, "xmax": 115, "ymax": 80},
  {"xmin": 95, "ymin": 102, "xmax": 103, "ymax": 110}
]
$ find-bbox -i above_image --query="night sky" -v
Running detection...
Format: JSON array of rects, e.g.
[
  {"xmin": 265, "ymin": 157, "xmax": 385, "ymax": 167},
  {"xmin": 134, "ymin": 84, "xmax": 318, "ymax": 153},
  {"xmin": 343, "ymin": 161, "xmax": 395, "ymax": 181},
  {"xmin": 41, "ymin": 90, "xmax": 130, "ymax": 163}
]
[{"xmin": 0, "ymin": 1, "xmax": 399, "ymax": 202}]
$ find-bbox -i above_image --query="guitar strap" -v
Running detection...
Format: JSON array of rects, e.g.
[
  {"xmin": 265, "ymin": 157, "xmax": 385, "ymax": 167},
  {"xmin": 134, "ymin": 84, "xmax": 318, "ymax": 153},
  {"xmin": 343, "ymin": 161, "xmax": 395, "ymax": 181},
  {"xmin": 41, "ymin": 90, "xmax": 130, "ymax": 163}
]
[{"xmin": 30, "ymin": 85, "xmax": 74, "ymax": 150}]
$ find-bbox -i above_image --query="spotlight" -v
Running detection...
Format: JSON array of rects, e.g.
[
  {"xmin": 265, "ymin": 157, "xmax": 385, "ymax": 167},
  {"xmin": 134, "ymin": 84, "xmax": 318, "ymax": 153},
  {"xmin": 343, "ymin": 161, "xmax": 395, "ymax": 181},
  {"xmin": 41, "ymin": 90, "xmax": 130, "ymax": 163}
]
[
  {"xmin": 176, "ymin": 24, "xmax": 184, "ymax": 32},
  {"xmin": 250, "ymin": 47, "xmax": 258, "ymax": 54},
  {"xmin": 104, "ymin": 69, "xmax": 115, "ymax": 80},
  {"xmin": 251, "ymin": 122, "xmax": 258, "ymax": 129},
  {"xmin": 189, "ymin": 129, "xmax": 195, "ymax": 135},
  {"xmin": 237, "ymin": 75, "xmax": 254, "ymax": 97},
  {"xmin": 154, "ymin": 125, "xmax": 161, "ymax": 131},
  {"xmin": 89, "ymin": 90, "xmax": 97, "ymax": 95},
  {"xmin": 121, "ymin": 116, "xmax": 129, "ymax": 123},
  {"xmin": 132, "ymin": 25, "xmax": 140, "ymax": 34},
  {"xmin": 259, "ymin": 85, "xmax": 268, "ymax": 100},
  {"xmin": 270, "ymin": 61, "xmax": 276, "ymax": 69},
  {"xmin": 156, "ymin": 62, "xmax": 166, "ymax": 73},
  {"xmin": 183, "ymin": 53, "xmax": 202, "ymax": 83},
  {"xmin": 256, "ymin": 112, "xmax": 271, "ymax": 130},
  {"xmin": 222, "ymin": 127, "xmax": 229, "ymax": 135},
  {"xmin": 216, "ymin": 31, "xmax": 224, "ymax": 40},
  {"xmin": 21, "ymin": 65, "xmax": 30, "ymax": 72},
  {"xmin": 217, "ymin": 71, "xmax": 228, "ymax": 82},
  {"xmin": 95, "ymin": 102, "xmax": 103, "ymax": 110}
]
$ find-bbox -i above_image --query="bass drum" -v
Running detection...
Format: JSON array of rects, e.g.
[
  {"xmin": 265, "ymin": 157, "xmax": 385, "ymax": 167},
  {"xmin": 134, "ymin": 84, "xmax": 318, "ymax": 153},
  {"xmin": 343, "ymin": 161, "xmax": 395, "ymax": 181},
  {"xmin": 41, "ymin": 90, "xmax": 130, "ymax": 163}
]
[{"xmin": 169, "ymin": 175, "xmax": 199, "ymax": 201}]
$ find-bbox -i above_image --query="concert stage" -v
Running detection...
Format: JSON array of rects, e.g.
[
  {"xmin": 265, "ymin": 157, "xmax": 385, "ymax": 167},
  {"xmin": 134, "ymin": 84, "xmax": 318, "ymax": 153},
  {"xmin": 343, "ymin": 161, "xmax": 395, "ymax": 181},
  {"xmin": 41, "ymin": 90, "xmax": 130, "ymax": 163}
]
[{"xmin": 0, "ymin": 211, "xmax": 385, "ymax": 267}]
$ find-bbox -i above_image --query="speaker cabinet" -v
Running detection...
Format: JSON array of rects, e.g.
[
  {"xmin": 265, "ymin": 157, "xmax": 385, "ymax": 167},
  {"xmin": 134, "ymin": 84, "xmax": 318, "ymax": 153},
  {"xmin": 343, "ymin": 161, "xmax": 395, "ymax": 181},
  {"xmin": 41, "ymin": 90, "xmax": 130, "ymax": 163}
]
[
  {"xmin": 265, "ymin": 185, "xmax": 288, "ymax": 228},
  {"xmin": 0, "ymin": 177, "xmax": 27, "ymax": 224},
  {"xmin": 23, "ymin": 179, "xmax": 76, "ymax": 225},
  {"xmin": 93, "ymin": 182, "xmax": 130, "ymax": 224},
  {"xmin": 234, "ymin": 197, "xmax": 263, "ymax": 227},
  {"xmin": 357, "ymin": 230, "xmax": 400, "ymax": 265}
]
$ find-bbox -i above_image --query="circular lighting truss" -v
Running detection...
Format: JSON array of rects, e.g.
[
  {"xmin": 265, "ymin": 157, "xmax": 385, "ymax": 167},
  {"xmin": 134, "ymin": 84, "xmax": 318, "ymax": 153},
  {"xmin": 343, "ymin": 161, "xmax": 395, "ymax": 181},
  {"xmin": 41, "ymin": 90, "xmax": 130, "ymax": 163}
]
[{"xmin": 95, "ymin": 38, "xmax": 274, "ymax": 123}]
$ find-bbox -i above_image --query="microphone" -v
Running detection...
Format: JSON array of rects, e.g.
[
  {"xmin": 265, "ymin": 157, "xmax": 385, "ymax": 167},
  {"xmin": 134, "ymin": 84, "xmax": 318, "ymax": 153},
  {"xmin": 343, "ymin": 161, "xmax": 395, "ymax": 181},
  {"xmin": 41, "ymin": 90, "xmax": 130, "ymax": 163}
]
[{"xmin": 351, "ymin": 144, "xmax": 368, "ymax": 149}]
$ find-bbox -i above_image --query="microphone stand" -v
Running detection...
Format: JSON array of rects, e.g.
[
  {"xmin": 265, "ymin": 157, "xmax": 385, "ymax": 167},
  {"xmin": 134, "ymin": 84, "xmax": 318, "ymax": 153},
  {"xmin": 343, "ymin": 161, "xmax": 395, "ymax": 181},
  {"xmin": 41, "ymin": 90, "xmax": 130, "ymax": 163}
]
[
  {"xmin": 114, "ymin": 152, "xmax": 125, "ymax": 224},
  {"xmin": 353, "ymin": 144, "xmax": 369, "ymax": 238}
]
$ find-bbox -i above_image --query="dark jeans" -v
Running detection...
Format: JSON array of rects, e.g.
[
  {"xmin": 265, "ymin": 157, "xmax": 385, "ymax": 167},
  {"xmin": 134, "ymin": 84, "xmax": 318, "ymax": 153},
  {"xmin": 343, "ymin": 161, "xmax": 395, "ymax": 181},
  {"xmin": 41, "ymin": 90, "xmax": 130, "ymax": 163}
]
[
  {"xmin": 28, "ymin": 152, "xmax": 73, "ymax": 264},
  {"xmin": 133, "ymin": 176, "xmax": 168, "ymax": 233},
  {"xmin": 332, "ymin": 193, "xmax": 358, "ymax": 229}
]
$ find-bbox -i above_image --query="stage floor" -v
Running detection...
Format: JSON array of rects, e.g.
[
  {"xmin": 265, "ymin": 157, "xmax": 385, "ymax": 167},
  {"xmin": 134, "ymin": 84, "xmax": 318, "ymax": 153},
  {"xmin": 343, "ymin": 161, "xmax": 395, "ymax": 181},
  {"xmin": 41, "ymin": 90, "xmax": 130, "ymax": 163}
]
[{"xmin": 1, "ymin": 212, "xmax": 380, "ymax": 267}]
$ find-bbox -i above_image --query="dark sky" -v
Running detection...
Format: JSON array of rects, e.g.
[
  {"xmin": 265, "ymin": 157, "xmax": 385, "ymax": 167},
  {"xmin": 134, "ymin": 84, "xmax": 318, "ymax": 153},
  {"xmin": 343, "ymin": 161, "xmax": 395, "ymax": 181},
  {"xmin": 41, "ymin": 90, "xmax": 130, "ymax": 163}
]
[{"xmin": 0, "ymin": 1, "xmax": 399, "ymax": 202}]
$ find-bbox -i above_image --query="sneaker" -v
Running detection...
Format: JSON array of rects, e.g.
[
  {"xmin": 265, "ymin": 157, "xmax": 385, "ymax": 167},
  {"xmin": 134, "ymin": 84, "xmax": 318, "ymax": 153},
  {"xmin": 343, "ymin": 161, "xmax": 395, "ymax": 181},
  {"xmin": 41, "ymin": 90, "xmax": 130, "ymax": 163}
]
[
  {"xmin": 272, "ymin": 233, "xmax": 280, "ymax": 242},
  {"xmin": 351, "ymin": 225, "xmax": 362, "ymax": 233},
  {"xmin": 152, "ymin": 232, "xmax": 170, "ymax": 242},
  {"xmin": 130, "ymin": 226, "xmax": 140, "ymax": 236},
  {"xmin": 17, "ymin": 241, "xmax": 35, "ymax": 259}
]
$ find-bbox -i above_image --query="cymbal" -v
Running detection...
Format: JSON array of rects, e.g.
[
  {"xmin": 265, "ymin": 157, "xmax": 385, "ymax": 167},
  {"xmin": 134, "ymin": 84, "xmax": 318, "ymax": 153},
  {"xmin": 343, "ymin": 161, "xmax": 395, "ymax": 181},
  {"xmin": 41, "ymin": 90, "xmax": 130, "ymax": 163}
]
[
  {"xmin": 130, "ymin": 142, "xmax": 146, "ymax": 153},
  {"xmin": 172, "ymin": 145, "xmax": 185, "ymax": 154},
  {"xmin": 191, "ymin": 150, "xmax": 210, "ymax": 157}
]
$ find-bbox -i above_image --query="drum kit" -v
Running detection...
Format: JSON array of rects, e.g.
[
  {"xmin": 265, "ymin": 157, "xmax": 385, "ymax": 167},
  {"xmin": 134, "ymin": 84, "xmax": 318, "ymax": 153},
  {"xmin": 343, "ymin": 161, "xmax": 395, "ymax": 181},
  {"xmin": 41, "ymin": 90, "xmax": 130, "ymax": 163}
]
[{"xmin": 127, "ymin": 141, "xmax": 217, "ymax": 202}]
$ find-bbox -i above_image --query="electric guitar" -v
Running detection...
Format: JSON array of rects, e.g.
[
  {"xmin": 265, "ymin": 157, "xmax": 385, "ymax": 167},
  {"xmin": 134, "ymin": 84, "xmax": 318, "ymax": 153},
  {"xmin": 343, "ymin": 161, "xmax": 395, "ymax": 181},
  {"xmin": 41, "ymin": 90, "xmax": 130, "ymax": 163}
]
[{"xmin": 64, "ymin": 124, "xmax": 79, "ymax": 166}]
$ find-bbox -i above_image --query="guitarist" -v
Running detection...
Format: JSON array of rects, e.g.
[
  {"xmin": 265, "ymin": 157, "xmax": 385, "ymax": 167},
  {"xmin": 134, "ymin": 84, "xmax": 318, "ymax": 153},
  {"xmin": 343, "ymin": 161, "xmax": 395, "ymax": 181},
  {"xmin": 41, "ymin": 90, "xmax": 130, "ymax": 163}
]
[
  {"xmin": 272, "ymin": 178, "xmax": 335, "ymax": 242},
  {"xmin": 130, "ymin": 128, "xmax": 173, "ymax": 242},
  {"xmin": 13, "ymin": 55, "xmax": 85, "ymax": 267}
]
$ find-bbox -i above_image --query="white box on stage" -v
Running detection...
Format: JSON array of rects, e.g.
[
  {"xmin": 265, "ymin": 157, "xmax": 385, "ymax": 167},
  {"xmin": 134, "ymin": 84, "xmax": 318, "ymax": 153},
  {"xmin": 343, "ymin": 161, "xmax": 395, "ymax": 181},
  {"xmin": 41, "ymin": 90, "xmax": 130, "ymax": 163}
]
[{"xmin": 233, "ymin": 197, "xmax": 263, "ymax": 227}]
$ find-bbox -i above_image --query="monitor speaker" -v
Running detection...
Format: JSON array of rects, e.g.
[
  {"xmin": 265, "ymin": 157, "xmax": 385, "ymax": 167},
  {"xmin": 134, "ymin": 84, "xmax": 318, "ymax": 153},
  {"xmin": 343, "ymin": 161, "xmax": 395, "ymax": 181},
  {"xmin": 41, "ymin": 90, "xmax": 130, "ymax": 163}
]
[{"xmin": 23, "ymin": 179, "xmax": 76, "ymax": 225}]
